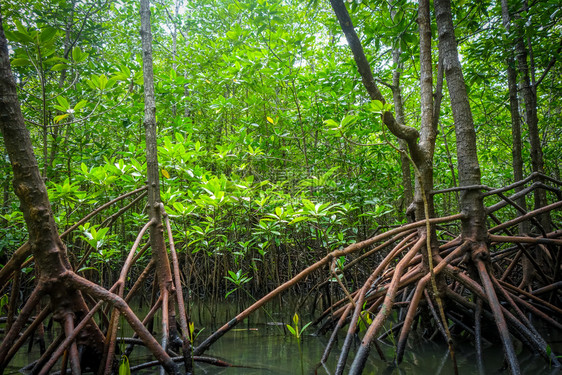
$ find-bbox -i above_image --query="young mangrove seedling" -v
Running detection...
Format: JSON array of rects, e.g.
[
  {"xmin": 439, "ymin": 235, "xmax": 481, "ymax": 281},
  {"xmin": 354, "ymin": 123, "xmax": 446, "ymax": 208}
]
[{"xmin": 286, "ymin": 313, "xmax": 312, "ymax": 340}]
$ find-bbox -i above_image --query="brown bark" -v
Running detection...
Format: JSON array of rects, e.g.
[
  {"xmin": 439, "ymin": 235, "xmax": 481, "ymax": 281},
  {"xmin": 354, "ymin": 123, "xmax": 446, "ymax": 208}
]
[
  {"xmin": 391, "ymin": 49, "xmax": 413, "ymax": 211},
  {"xmin": 140, "ymin": 0, "xmax": 175, "ymax": 302},
  {"xmin": 328, "ymin": 0, "xmax": 420, "ymax": 154},
  {"xmin": 139, "ymin": 1, "xmax": 187, "ymax": 372},
  {"xmin": 435, "ymin": 0, "xmax": 487, "ymax": 243},
  {"xmin": 0, "ymin": 11, "xmax": 105, "ymax": 372},
  {"xmin": 510, "ymin": 1, "xmax": 549, "ymax": 230}
]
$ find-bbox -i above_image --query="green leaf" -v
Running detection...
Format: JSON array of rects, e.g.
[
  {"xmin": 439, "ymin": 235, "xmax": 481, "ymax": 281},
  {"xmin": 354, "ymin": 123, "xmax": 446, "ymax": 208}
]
[
  {"xmin": 118, "ymin": 356, "xmax": 131, "ymax": 375},
  {"xmin": 72, "ymin": 46, "xmax": 87, "ymax": 62},
  {"xmin": 4, "ymin": 30, "xmax": 18, "ymax": 42},
  {"xmin": 11, "ymin": 58, "xmax": 30, "ymax": 67},
  {"xmin": 98, "ymin": 75, "xmax": 108, "ymax": 90},
  {"xmin": 15, "ymin": 20, "xmax": 28, "ymax": 35},
  {"xmin": 51, "ymin": 63, "xmax": 67, "ymax": 71},
  {"xmin": 54, "ymin": 114, "xmax": 69, "ymax": 123},
  {"xmin": 288, "ymin": 216, "xmax": 309, "ymax": 225},
  {"xmin": 323, "ymin": 119, "xmax": 339, "ymax": 128},
  {"xmin": 14, "ymin": 31, "xmax": 34, "ymax": 43},
  {"xmin": 340, "ymin": 114, "xmax": 357, "ymax": 128},
  {"xmin": 301, "ymin": 321, "xmax": 312, "ymax": 333},
  {"xmin": 56, "ymin": 96, "xmax": 70, "ymax": 110},
  {"xmin": 286, "ymin": 325, "xmax": 297, "ymax": 336},
  {"xmin": 370, "ymin": 100, "xmax": 384, "ymax": 112},
  {"xmin": 74, "ymin": 99, "xmax": 88, "ymax": 111},
  {"xmin": 40, "ymin": 27, "xmax": 57, "ymax": 43}
]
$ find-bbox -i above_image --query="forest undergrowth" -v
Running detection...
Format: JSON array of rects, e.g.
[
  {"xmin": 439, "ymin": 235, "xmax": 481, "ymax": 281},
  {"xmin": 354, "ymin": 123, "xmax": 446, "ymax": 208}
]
[{"xmin": 1, "ymin": 0, "xmax": 562, "ymax": 374}]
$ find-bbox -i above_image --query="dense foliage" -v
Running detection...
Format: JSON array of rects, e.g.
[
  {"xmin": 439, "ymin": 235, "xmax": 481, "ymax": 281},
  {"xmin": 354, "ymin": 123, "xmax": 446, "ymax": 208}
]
[{"xmin": 0, "ymin": 0, "xmax": 560, "ymax": 297}]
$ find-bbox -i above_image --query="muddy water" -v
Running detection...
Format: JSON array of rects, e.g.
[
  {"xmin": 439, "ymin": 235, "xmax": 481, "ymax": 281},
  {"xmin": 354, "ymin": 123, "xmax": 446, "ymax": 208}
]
[{"xmin": 4, "ymin": 298, "xmax": 561, "ymax": 374}]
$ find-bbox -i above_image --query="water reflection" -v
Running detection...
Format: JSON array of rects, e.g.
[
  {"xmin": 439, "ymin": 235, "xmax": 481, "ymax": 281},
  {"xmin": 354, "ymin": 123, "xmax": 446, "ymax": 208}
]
[{"xmin": 5, "ymin": 298, "xmax": 560, "ymax": 374}]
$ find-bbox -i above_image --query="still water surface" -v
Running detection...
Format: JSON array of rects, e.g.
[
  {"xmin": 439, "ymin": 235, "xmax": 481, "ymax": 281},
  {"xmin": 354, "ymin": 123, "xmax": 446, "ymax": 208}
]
[{"xmin": 5, "ymin": 298, "xmax": 561, "ymax": 374}]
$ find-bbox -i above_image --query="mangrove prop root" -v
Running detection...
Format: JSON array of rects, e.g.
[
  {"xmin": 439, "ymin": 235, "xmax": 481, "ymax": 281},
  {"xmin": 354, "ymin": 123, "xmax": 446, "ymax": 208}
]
[
  {"xmin": 163, "ymin": 207, "xmax": 193, "ymax": 373},
  {"xmin": 68, "ymin": 273, "xmax": 181, "ymax": 375},
  {"xmin": 0, "ymin": 286, "xmax": 44, "ymax": 368},
  {"xmin": 194, "ymin": 215, "xmax": 462, "ymax": 355},
  {"xmin": 348, "ymin": 236, "xmax": 425, "ymax": 375},
  {"xmin": 38, "ymin": 300, "xmax": 105, "ymax": 375},
  {"xmin": 5, "ymin": 304, "xmax": 51, "ymax": 366},
  {"xmin": 0, "ymin": 187, "xmax": 147, "ymax": 288}
]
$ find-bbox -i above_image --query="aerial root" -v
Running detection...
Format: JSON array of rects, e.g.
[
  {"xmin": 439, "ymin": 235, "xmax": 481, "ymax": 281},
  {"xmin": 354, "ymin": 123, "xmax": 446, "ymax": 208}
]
[
  {"xmin": 314, "ymin": 213, "xmax": 561, "ymax": 374},
  {"xmin": 68, "ymin": 273, "xmax": 181, "ymax": 375},
  {"xmin": 0, "ymin": 285, "xmax": 43, "ymax": 370},
  {"xmin": 38, "ymin": 300, "xmax": 104, "ymax": 375},
  {"xmin": 6, "ymin": 303, "xmax": 50, "ymax": 363},
  {"xmin": 475, "ymin": 258, "xmax": 521, "ymax": 374}
]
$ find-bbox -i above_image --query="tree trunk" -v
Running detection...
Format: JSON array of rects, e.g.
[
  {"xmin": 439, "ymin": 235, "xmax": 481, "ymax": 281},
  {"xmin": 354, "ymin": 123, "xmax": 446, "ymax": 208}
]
[
  {"xmin": 330, "ymin": 1, "xmax": 445, "ymax": 372},
  {"xmin": 391, "ymin": 49, "xmax": 414, "ymax": 214},
  {"xmin": 0, "ymin": 12, "xmax": 105, "ymax": 372},
  {"xmin": 435, "ymin": 0, "xmax": 487, "ymax": 243},
  {"xmin": 139, "ymin": 0, "xmax": 186, "ymax": 370},
  {"xmin": 500, "ymin": 0, "xmax": 533, "ymax": 286},
  {"xmin": 511, "ymin": 0, "xmax": 549, "ymax": 230},
  {"xmin": 435, "ymin": 0, "xmax": 521, "ymax": 373}
]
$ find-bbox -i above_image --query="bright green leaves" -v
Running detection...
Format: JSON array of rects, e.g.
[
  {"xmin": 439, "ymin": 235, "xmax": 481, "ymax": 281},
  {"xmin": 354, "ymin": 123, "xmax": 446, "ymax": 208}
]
[
  {"xmin": 74, "ymin": 99, "xmax": 88, "ymax": 111},
  {"xmin": 79, "ymin": 160, "xmax": 133, "ymax": 187},
  {"xmin": 197, "ymin": 176, "xmax": 231, "ymax": 208},
  {"xmin": 324, "ymin": 101, "xmax": 393, "ymax": 145},
  {"xmin": 113, "ymin": 65, "xmax": 132, "ymax": 81},
  {"xmin": 48, "ymin": 178, "xmax": 86, "ymax": 203},
  {"xmin": 368, "ymin": 100, "xmax": 393, "ymax": 115},
  {"xmin": 369, "ymin": 100, "xmax": 383, "ymax": 113},
  {"xmin": 357, "ymin": 309, "xmax": 373, "ymax": 332},
  {"xmin": 286, "ymin": 313, "xmax": 312, "ymax": 339},
  {"xmin": 246, "ymin": 144, "xmax": 264, "ymax": 157},
  {"xmin": 171, "ymin": 201, "xmax": 196, "ymax": 217},
  {"xmin": 226, "ymin": 24, "xmax": 248, "ymax": 42},
  {"xmin": 87, "ymin": 74, "xmax": 116, "ymax": 91},
  {"xmin": 224, "ymin": 269, "xmax": 253, "ymax": 298},
  {"xmin": 78, "ymin": 223, "xmax": 118, "ymax": 265},
  {"xmin": 53, "ymin": 98, "xmax": 88, "ymax": 123},
  {"xmin": 53, "ymin": 114, "xmax": 69, "ymax": 123},
  {"xmin": 4, "ymin": 21, "xmax": 72, "ymax": 73},
  {"xmin": 71, "ymin": 46, "xmax": 88, "ymax": 63},
  {"xmin": 298, "ymin": 167, "xmax": 339, "ymax": 189},
  {"xmin": 324, "ymin": 114, "xmax": 356, "ymax": 136},
  {"xmin": 55, "ymin": 96, "xmax": 70, "ymax": 111},
  {"xmin": 5, "ymin": 20, "xmax": 36, "ymax": 44},
  {"xmin": 81, "ymin": 224, "xmax": 110, "ymax": 251},
  {"xmin": 40, "ymin": 27, "xmax": 57, "ymax": 43},
  {"xmin": 118, "ymin": 356, "xmax": 131, "ymax": 375},
  {"xmin": 300, "ymin": 198, "xmax": 343, "ymax": 220}
]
